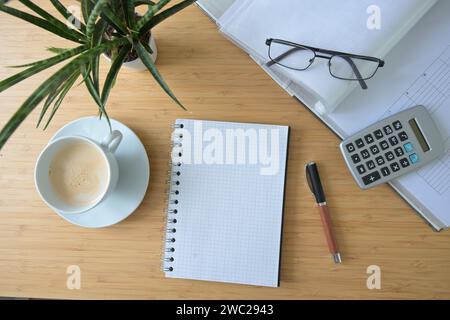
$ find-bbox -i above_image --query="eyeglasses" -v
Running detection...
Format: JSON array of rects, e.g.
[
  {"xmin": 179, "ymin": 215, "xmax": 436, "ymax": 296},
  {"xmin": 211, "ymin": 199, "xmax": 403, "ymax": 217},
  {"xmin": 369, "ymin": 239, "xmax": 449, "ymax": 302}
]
[{"xmin": 265, "ymin": 38, "xmax": 384, "ymax": 90}]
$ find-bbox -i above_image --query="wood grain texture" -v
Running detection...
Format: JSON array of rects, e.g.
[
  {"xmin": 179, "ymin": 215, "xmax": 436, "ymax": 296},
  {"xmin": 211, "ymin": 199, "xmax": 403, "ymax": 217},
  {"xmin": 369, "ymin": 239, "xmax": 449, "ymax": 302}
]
[{"xmin": 0, "ymin": 1, "xmax": 449, "ymax": 299}]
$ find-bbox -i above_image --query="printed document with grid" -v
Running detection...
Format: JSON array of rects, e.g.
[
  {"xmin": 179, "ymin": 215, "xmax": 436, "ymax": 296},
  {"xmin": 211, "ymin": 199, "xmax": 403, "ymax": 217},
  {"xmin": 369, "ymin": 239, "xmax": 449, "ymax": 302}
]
[
  {"xmin": 328, "ymin": 0, "xmax": 450, "ymax": 229},
  {"xmin": 164, "ymin": 119, "xmax": 289, "ymax": 287}
]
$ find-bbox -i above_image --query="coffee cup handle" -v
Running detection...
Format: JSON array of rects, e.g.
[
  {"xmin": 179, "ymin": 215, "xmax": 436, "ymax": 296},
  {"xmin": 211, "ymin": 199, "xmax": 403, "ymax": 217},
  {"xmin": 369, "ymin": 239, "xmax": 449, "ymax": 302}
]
[{"xmin": 101, "ymin": 130, "xmax": 123, "ymax": 153}]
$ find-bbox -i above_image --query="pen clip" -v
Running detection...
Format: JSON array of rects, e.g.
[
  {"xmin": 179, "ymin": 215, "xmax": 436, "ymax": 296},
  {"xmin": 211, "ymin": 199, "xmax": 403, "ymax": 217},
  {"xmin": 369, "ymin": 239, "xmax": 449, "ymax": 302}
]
[{"xmin": 305, "ymin": 161, "xmax": 326, "ymax": 204}]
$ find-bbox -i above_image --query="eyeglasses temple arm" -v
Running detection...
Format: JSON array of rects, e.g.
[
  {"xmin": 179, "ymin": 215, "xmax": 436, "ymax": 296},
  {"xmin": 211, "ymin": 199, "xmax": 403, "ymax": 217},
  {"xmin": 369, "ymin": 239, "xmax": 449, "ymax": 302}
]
[
  {"xmin": 340, "ymin": 56, "xmax": 368, "ymax": 90},
  {"xmin": 266, "ymin": 46, "xmax": 305, "ymax": 67},
  {"xmin": 266, "ymin": 41, "xmax": 370, "ymax": 90}
]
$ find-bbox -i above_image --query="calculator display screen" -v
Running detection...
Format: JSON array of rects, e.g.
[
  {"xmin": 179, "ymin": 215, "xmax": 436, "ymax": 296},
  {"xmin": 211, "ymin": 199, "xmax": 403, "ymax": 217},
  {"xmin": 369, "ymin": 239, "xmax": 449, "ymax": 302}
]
[{"xmin": 409, "ymin": 118, "xmax": 430, "ymax": 152}]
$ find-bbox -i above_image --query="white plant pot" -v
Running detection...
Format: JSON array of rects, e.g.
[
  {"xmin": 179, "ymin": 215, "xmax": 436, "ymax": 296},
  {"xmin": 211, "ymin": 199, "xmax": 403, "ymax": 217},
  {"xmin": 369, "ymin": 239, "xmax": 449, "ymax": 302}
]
[{"xmin": 102, "ymin": 33, "xmax": 157, "ymax": 72}]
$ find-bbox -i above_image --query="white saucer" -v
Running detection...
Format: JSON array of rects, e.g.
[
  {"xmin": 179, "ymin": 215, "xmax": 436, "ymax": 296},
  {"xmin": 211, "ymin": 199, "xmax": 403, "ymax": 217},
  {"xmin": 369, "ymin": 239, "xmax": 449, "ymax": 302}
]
[{"xmin": 49, "ymin": 116, "xmax": 150, "ymax": 228}]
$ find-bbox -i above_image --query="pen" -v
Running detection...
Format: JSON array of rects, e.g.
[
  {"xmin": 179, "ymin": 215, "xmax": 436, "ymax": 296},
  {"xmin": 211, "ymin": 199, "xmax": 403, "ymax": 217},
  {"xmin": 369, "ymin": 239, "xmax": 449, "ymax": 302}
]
[{"xmin": 305, "ymin": 161, "xmax": 342, "ymax": 264}]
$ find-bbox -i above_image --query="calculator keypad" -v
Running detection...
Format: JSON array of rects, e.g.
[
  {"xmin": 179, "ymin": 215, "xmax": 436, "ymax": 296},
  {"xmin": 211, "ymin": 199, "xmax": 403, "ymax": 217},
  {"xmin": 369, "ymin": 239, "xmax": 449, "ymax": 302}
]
[
  {"xmin": 370, "ymin": 145, "xmax": 380, "ymax": 155},
  {"xmin": 351, "ymin": 154, "xmax": 361, "ymax": 164},
  {"xmin": 398, "ymin": 131, "xmax": 408, "ymax": 141},
  {"xmin": 342, "ymin": 119, "xmax": 423, "ymax": 187},
  {"xmin": 383, "ymin": 125, "xmax": 393, "ymax": 135},
  {"xmin": 374, "ymin": 129, "xmax": 383, "ymax": 139},
  {"xmin": 364, "ymin": 134, "xmax": 374, "ymax": 144},
  {"xmin": 355, "ymin": 138, "xmax": 365, "ymax": 148},
  {"xmin": 399, "ymin": 158, "xmax": 410, "ymax": 168},
  {"xmin": 388, "ymin": 136, "xmax": 399, "ymax": 146},
  {"xmin": 409, "ymin": 153, "xmax": 419, "ymax": 164},
  {"xmin": 356, "ymin": 165, "xmax": 366, "ymax": 174},
  {"xmin": 366, "ymin": 160, "xmax": 375, "ymax": 170},
  {"xmin": 390, "ymin": 162, "xmax": 400, "ymax": 172},
  {"xmin": 362, "ymin": 171, "xmax": 381, "ymax": 185},
  {"xmin": 381, "ymin": 167, "xmax": 390, "ymax": 176},
  {"xmin": 340, "ymin": 106, "xmax": 445, "ymax": 189},
  {"xmin": 385, "ymin": 151, "xmax": 395, "ymax": 161},
  {"xmin": 394, "ymin": 147, "xmax": 404, "ymax": 157},
  {"xmin": 375, "ymin": 156, "xmax": 385, "ymax": 165},
  {"xmin": 404, "ymin": 142, "xmax": 414, "ymax": 153},
  {"xmin": 346, "ymin": 143, "xmax": 356, "ymax": 153},
  {"xmin": 361, "ymin": 149, "xmax": 370, "ymax": 159},
  {"xmin": 380, "ymin": 140, "xmax": 389, "ymax": 150},
  {"xmin": 393, "ymin": 121, "xmax": 402, "ymax": 130}
]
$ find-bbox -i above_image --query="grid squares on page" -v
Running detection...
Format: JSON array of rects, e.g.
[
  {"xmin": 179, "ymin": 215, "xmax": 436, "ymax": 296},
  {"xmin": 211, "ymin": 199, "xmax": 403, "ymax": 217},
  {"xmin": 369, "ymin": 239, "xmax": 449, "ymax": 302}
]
[{"xmin": 164, "ymin": 119, "xmax": 289, "ymax": 287}]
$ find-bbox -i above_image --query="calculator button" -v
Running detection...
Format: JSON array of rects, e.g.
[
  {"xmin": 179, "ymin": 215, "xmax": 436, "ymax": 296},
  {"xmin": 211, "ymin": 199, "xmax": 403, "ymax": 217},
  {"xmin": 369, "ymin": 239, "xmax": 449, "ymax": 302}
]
[
  {"xmin": 385, "ymin": 151, "xmax": 395, "ymax": 161},
  {"xmin": 366, "ymin": 160, "xmax": 376, "ymax": 170},
  {"xmin": 400, "ymin": 158, "xmax": 410, "ymax": 168},
  {"xmin": 398, "ymin": 131, "xmax": 408, "ymax": 141},
  {"xmin": 374, "ymin": 129, "xmax": 384, "ymax": 139},
  {"xmin": 393, "ymin": 121, "xmax": 402, "ymax": 130},
  {"xmin": 356, "ymin": 164, "xmax": 366, "ymax": 175},
  {"xmin": 351, "ymin": 154, "xmax": 361, "ymax": 164},
  {"xmin": 370, "ymin": 145, "xmax": 380, "ymax": 155},
  {"xmin": 380, "ymin": 140, "xmax": 389, "ymax": 150},
  {"xmin": 388, "ymin": 136, "xmax": 399, "ymax": 146},
  {"xmin": 355, "ymin": 138, "xmax": 365, "ymax": 148},
  {"xmin": 362, "ymin": 171, "xmax": 381, "ymax": 186},
  {"xmin": 394, "ymin": 147, "xmax": 404, "ymax": 157},
  {"xmin": 383, "ymin": 125, "xmax": 393, "ymax": 135},
  {"xmin": 346, "ymin": 143, "xmax": 356, "ymax": 153},
  {"xmin": 361, "ymin": 149, "xmax": 370, "ymax": 159},
  {"xmin": 404, "ymin": 142, "xmax": 414, "ymax": 153},
  {"xmin": 381, "ymin": 167, "xmax": 390, "ymax": 177},
  {"xmin": 409, "ymin": 153, "xmax": 419, "ymax": 164},
  {"xmin": 364, "ymin": 134, "xmax": 374, "ymax": 144},
  {"xmin": 390, "ymin": 162, "xmax": 401, "ymax": 172},
  {"xmin": 375, "ymin": 156, "xmax": 385, "ymax": 165}
]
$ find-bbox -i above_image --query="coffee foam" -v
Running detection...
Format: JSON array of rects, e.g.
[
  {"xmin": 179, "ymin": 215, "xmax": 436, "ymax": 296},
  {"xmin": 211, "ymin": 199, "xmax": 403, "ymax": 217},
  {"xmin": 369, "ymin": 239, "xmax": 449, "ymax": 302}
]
[{"xmin": 49, "ymin": 140, "xmax": 109, "ymax": 207}]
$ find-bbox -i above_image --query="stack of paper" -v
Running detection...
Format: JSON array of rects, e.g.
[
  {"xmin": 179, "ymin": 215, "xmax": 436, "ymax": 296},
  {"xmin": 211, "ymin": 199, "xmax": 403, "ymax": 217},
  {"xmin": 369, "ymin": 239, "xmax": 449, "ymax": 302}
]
[{"xmin": 219, "ymin": 0, "xmax": 437, "ymax": 115}]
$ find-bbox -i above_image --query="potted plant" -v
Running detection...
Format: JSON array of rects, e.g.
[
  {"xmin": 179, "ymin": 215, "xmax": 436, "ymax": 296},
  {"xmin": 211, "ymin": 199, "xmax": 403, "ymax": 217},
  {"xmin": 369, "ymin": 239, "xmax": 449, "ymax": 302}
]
[{"xmin": 0, "ymin": 0, "xmax": 196, "ymax": 150}]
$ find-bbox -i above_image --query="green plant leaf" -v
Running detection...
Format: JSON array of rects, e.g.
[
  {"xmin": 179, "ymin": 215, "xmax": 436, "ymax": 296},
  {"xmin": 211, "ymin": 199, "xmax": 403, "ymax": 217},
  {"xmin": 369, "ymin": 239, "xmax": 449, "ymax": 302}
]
[
  {"xmin": 134, "ymin": 0, "xmax": 155, "ymax": 6},
  {"xmin": 44, "ymin": 71, "xmax": 81, "ymax": 130},
  {"xmin": 82, "ymin": 66, "xmax": 112, "ymax": 131},
  {"xmin": 141, "ymin": 40, "xmax": 153, "ymax": 55},
  {"xmin": 37, "ymin": 80, "xmax": 67, "ymax": 128},
  {"xmin": 0, "ymin": 38, "xmax": 128, "ymax": 150},
  {"xmin": 46, "ymin": 47, "xmax": 70, "ymax": 55},
  {"xmin": 0, "ymin": 45, "xmax": 87, "ymax": 92},
  {"xmin": 7, "ymin": 46, "xmax": 77, "ymax": 67},
  {"xmin": 81, "ymin": 0, "xmax": 93, "ymax": 24},
  {"xmin": 86, "ymin": 0, "xmax": 109, "ymax": 42},
  {"xmin": 37, "ymin": 70, "xmax": 79, "ymax": 128},
  {"xmin": 0, "ymin": 3, "xmax": 85, "ymax": 43},
  {"xmin": 88, "ymin": 0, "xmax": 128, "ymax": 35},
  {"xmin": 135, "ymin": 0, "xmax": 171, "ymax": 31},
  {"xmin": 139, "ymin": 0, "xmax": 196, "ymax": 36},
  {"xmin": 101, "ymin": 45, "xmax": 131, "ymax": 105},
  {"xmin": 18, "ymin": 0, "xmax": 85, "ymax": 39},
  {"xmin": 121, "ymin": 0, "xmax": 136, "ymax": 28},
  {"xmin": 50, "ymin": 0, "xmax": 87, "ymax": 34},
  {"xmin": 133, "ymin": 39, "xmax": 186, "ymax": 110},
  {"xmin": 0, "ymin": 66, "xmax": 79, "ymax": 150},
  {"xmin": 91, "ymin": 19, "xmax": 108, "ymax": 91}
]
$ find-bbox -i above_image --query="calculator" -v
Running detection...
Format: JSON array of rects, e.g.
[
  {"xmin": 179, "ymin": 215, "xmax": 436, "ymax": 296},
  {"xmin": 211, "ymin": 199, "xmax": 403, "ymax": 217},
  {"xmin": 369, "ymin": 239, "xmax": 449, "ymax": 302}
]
[{"xmin": 340, "ymin": 105, "xmax": 444, "ymax": 189}]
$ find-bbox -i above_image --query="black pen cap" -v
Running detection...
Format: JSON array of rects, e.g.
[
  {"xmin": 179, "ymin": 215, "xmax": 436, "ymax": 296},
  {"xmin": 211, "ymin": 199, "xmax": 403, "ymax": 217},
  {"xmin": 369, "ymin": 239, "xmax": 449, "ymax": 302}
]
[{"xmin": 305, "ymin": 161, "xmax": 326, "ymax": 203}]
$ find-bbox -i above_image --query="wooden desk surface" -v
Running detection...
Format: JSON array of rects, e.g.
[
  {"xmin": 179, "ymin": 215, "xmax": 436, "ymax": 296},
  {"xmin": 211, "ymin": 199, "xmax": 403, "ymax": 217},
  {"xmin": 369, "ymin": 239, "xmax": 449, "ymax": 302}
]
[{"xmin": 0, "ymin": 1, "xmax": 449, "ymax": 299}]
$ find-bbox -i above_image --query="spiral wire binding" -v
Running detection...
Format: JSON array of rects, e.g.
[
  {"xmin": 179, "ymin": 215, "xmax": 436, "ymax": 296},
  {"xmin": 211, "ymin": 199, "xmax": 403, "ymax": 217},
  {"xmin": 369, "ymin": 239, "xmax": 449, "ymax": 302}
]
[{"xmin": 162, "ymin": 122, "xmax": 184, "ymax": 273}]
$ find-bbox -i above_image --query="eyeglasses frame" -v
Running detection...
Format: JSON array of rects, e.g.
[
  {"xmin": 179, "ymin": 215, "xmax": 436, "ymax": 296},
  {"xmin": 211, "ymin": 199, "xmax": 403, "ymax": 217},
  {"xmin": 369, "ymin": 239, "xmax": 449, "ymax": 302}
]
[{"xmin": 265, "ymin": 38, "xmax": 385, "ymax": 90}]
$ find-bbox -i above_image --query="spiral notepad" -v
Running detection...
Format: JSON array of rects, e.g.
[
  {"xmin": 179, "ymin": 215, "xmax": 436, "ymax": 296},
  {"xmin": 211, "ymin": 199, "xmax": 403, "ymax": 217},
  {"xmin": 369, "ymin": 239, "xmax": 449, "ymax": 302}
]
[{"xmin": 163, "ymin": 119, "xmax": 290, "ymax": 287}]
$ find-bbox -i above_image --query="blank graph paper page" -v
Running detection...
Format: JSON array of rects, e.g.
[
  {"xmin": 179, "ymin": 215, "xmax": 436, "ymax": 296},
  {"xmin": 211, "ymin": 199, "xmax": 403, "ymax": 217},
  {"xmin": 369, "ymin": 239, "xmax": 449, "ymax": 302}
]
[{"xmin": 164, "ymin": 119, "xmax": 289, "ymax": 287}]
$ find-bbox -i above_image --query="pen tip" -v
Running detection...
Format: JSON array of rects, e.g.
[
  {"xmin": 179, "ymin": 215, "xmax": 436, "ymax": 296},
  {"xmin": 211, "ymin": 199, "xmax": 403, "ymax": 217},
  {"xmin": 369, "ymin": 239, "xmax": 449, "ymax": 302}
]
[{"xmin": 333, "ymin": 253, "xmax": 342, "ymax": 264}]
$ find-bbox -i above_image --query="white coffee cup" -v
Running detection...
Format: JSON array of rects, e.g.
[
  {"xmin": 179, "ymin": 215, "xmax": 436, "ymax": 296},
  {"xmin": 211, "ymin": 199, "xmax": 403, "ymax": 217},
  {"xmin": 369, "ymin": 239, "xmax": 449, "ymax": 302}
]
[{"xmin": 35, "ymin": 130, "xmax": 123, "ymax": 214}]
